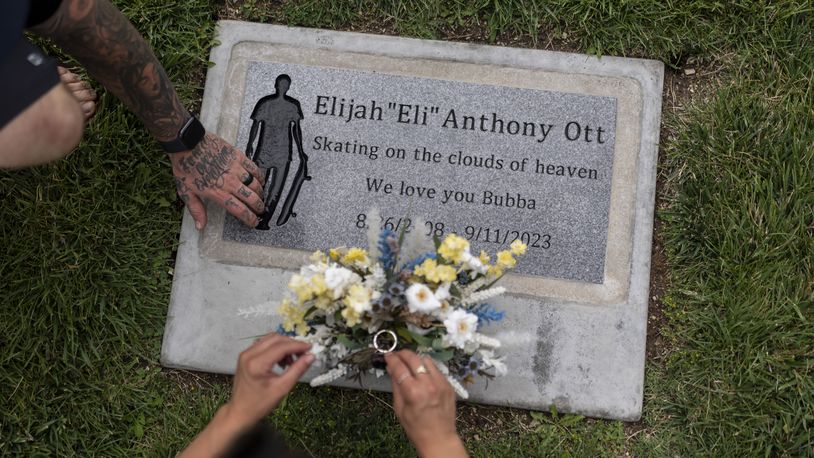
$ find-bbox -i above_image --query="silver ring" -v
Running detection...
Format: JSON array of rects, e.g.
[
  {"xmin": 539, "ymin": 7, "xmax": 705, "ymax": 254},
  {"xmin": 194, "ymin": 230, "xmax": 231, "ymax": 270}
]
[
  {"xmin": 241, "ymin": 174, "xmax": 254, "ymax": 186},
  {"xmin": 415, "ymin": 365, "xmax": 428, "ymax": 375},
  {"xmin": 396, "ymin": 373, "xmax": 411, "ymax": 385},
  {"xmin": 373, "ymin": 329, "xmax": 398, "ymax": 353}
]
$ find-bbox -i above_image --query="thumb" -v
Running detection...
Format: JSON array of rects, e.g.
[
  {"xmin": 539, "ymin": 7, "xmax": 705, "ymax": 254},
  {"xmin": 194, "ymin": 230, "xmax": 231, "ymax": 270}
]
[
  {"xmin": 185, "ymin": 193, "xmax": 208, "ymax": 230},
  {"xmin": 276, "ymin": 353, "xmax": 315, "ymax": 391}
]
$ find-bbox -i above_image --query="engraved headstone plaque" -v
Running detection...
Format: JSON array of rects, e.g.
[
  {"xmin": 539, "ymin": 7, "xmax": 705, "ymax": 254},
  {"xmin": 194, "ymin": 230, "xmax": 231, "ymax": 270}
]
[
  {"xmin": 163, "ymin": 22, "xmax": 664, "ymax": 421},
  {"xmin": 220, "ymin": 63, "xmax": 617, "ymax": 284}
]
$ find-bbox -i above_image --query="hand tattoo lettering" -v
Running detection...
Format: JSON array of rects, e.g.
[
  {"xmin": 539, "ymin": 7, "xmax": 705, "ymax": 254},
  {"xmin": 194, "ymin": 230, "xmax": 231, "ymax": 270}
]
[{"xmin": 192, "ymin": 146, "xmax": 232, "ymax": 192}]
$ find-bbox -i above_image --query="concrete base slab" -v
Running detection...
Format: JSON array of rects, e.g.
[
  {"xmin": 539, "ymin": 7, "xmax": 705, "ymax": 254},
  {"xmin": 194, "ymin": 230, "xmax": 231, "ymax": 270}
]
[{"xmin": 161, "ymin": 21, "xmax": 663, "ymax": 421}]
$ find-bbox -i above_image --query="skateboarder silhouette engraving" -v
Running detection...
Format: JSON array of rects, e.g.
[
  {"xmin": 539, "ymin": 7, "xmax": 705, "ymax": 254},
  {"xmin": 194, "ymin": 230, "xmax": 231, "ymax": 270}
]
[{"xmin": 245, "ymin": 74, "xmax": 311, "ymax": 229}]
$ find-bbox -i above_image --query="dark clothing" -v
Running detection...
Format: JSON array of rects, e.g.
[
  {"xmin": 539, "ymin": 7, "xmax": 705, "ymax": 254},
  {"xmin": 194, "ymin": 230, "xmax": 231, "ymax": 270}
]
[
  {"xmin": 0, "ymin": 38, "xmax": 59, "ymax": 128},
  {"xmin": 26, "ymin": 0, "xmax": 63, "ymax": 29},
  {"xmin": 250, "ymin": 95, "xmax": 303, "ymax": 168},
  {"xmin": 0, "ymin": 0, "xmax": 63, "ymax": 129},
  {"xmin": 0, "ymin": 1, "xmax": 28, "ymax": 61},
  {"xmin": 222, "ymin": 421, "xmax": 307, "ymax": 458},
  {"xmin": 249, "ymin": 93, "xmax": 304, "ymax": 228}
]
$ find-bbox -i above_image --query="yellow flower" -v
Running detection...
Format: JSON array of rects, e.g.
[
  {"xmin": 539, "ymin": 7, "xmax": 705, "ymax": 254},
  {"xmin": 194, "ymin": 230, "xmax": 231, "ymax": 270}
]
[
  {"xmin": 488, "ymin": 264, "xmax": 504, "ymax": 277},
  {"xmin": 310, "ymin": 274, "xmax": 328, "ymax": 297},
  {"xmin": 344, "ymin": 284, "xmax": 372, "ymax": 313},
  {"xmin": 510, "ymin": 240, "xmax": 527, "ymax": 256},
  {"xmin": 341, "ymin": 306, "xmax": 362, "ymax": 327},
  {"xmin": 329, "ymin": 248, "xmax": 341, "ymax": 260},
  {"xmin": 313, "ymin": 295, "xmax": 333, "ymax": 310},
  {"xmin": 496, "ymin": 250, "xmax": 517, "ymax": 269},
  {"xmin": 295, "ymin": 322, "xmax": 310, "ymax": 336},
  {"xmin": 288, "ymin": 274, "xmax": 314, "ymax": 303},
  {"xmin": 342, "ymin": 247, "xmax": 370, "ymax": 266},
  {"xmin": 279, "ymin": 297, "xmax": 309, "ymax": 335},
  {"xmin": 438, "ymin": 234, "xmax": 470, "ymax": 264},
  {"xmin": 310, "ymin": 250, "xmax": 328, "ymax": 263},
  {"xmin": 415, "ymin": 258, "xmax": 456, "ymax": 283},
  {"xmin": 478, "ymin": 250, "xmax": 490, "ymax": 265}
]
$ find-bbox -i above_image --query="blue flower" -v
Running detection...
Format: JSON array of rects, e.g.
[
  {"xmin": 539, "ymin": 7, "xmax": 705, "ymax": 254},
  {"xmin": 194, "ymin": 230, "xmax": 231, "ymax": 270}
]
[
  {"xmin": 469, "ymin": 303, "xmax": 505, "ymax": 326},
  {"xmin": 402, "ymin": 251, "xmax": 437, "ymax": 271},
  {"xmin": 464, "ymin": 354, "xmax": 483, "ymax": 376},
  {"xmin": 275, "ymin": 324, "xmax": 296, "ymax": 336},
  {"xmin": 388, "ymin": 282, "xmax": 406, "ymax": 296},
  {"xmin": 378, "ymin": 229, "xmax": 398, "ymax": 270},
  {"xmin": 373, "ymin": 293, "xmax": 398, "ymax": 312}
]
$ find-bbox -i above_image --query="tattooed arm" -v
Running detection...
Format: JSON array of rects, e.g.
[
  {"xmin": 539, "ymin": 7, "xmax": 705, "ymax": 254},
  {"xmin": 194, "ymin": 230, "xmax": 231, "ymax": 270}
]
[{"xmin": 30, "ymin": 0, "xmax": 265, "ymax": 229}]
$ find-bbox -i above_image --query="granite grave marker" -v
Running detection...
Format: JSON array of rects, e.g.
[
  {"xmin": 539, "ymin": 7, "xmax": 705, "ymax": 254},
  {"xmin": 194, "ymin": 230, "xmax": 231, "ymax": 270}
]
[{"xmin": 162, "ymin": 22, "xmax": 664, "ymax": 420}]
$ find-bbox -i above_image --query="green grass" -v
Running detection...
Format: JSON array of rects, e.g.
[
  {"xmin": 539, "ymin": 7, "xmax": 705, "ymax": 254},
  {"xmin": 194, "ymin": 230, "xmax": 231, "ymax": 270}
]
[{"xmin": 2, "ymin": 0, "xmax": 813, "ymax": 456}]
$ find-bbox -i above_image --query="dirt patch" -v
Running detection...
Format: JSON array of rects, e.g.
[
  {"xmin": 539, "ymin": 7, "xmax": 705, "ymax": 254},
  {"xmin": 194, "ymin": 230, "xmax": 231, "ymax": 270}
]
[
  {"xmin": 162, "ymin": 367, "xmax": 230, "ymax": 392},
  {"xmin": 456, "ymin": 402, "xmax": 536, "ymax": 444}
]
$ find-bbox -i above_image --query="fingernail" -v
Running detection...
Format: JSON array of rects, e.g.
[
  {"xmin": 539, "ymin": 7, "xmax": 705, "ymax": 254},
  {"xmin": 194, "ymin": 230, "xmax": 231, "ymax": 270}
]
[
  {"xmin": 304, "ymin": 353, "xmax": 315, "ymax": 363},
  {"xmin": 195, "ymin": 221, "xmax": 203, "ymax": 230}
]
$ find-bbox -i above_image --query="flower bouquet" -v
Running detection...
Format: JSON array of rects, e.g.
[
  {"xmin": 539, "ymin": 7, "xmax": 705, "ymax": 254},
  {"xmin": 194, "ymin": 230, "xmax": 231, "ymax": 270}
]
[{"xmin": 238, "ymin": 212, "xmax": 526, "ymax": 399}]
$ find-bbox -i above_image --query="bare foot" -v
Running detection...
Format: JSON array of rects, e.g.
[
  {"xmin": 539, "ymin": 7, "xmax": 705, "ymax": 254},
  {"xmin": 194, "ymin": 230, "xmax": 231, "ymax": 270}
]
[{"xmin": 58, "ymin": 66, "xmax": 97, "ymax": 122}]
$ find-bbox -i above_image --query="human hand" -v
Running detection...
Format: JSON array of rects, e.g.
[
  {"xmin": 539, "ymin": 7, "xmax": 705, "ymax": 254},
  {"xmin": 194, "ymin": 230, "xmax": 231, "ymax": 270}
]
[
  {"xmin": 178, "ymin": 334, "xmax": 313, "ymax": 457},
  {"xmin": 169, "ymin": 131, "xmax": 265, "ymax": 230},
  {"xmin": 385, "ymin": 351, "xmax": 468, "ymax": 458},
  {"xmin": 222, "ymin": 333, "xmax": 315, "ymax": 428}
]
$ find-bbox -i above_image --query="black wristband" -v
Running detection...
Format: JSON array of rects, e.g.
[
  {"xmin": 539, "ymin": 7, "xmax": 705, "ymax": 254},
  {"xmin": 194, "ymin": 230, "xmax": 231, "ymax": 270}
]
[{"xmin": 159, "ymin": 115, "xmax": 205, "ymax": 153}]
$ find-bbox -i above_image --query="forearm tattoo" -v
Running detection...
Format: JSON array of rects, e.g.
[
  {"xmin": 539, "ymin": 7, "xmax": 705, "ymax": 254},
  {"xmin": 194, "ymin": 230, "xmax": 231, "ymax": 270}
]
[{"xmin": 33, "ymin": 0, "xmax": 187, "ymax": 141}]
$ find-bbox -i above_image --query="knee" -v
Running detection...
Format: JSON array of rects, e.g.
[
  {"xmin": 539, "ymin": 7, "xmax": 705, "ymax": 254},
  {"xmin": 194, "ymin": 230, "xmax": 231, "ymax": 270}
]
[
  {"xmin": 40, "ymin": 91, "xmax": 85, "ymax": 160},
  {"xmin": 0, "ymin": 84, "xmax": 85, "ymax": 168}
]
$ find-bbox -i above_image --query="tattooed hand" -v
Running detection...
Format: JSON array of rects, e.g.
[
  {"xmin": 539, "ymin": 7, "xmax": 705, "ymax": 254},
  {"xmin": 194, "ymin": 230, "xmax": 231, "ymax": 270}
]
[
  {"xmin": 170, "ymin": 132, "xmax": 265, "ymax": 229},
  {"xmin": 30, "ymin": 0, "xmax": 265, "ymax": 230}
]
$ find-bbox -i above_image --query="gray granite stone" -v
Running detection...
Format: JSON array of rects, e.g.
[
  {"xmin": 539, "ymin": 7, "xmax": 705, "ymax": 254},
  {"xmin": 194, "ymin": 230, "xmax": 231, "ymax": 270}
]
[
  {"xmin": 222, "ymin": 62, "xmax": 617, "ymax": 283},
  {"xmin": 161, "ymin": 21, "xmax": 664, "ymax": 421}
]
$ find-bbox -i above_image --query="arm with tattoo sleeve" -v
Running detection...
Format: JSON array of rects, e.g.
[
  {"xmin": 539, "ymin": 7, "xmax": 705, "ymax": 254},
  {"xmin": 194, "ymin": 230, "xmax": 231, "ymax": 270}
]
[{"xmin": 31, "ymin": 0, "xmax": 265, "ymax": 229}]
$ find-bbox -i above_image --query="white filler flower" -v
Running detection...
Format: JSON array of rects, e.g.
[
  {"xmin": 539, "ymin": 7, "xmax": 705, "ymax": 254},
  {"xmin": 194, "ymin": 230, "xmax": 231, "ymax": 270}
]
[
  {"xmin": 405, "ymin": 283, "xmax": 441, "ymax": 313},
  {"xmin": 434, "ymin": 282, "xmax": 451, "ymax": 301},
  {"xmin": 479, "ymin": 349, "xmax": 508, "ymax": 376},
  {"xmin": 324, "ymin": 265, "xmax": 359, "ymax": 298},
  {"xmin": 443, "ymin": 309, "xmax": 479, "ymax": 349}
]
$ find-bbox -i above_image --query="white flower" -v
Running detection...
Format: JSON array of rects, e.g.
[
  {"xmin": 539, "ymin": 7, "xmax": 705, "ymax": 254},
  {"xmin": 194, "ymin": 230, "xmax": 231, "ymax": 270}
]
[
  {"xmin": 309, "ymin": 342, "xmax": 326, "ymax": 358},
  {"xmin": 434, "ymin": 282, "xmax": 451, "ymax": 301},
  {"xmin": 236, "ymin": 302, "xmax": 276, "ymax": 318},
  {"xmin": 309, "ymin": 325, "xmax": 332, "ymax": 339},
  {"xmin": 300, "ymin": 261, "xmax": 327, "ymax": 277},
  {"xmin": 461, "ymin": 286, "xmax": 506, "ymax": 306},
  {"xmin": 329, "ymin": 343, "xmax": 349, "ymax": 361},
  {"xmin": 446, "ymin": 375, "xmax": 470, "ymax": 399},
  {"xmin": 432, "ymin": 300, "xmax": 453, "ymax": 320},
  {"xmin": 407, "ymin": 322, "xmax": 432, "ymax": 336},
  {"xmin": 472, "ymin": 333, "xmax": 501, "ymax": 348},
  {"xmin": 364, "ymin": 264, "xmax": 386, "ymax": 290},
  {"xmin": 310, "ymin": 365, "xmax": 347, "ymax": 387},
  {"xmin": 431, "ymin": 360, "xmax": 469, "ymax": 399},
  {"xmin": 405, "ymin": 283, "xmax": 441, "ymax": 313},
  {"xmin": 479, "ymin": 349, "xmax": 507, "ymax": 377},
  {"xmin": 442, "ymin": 309, "xmax": 479, "ymax": 349},
  {"xmin": 324, "ymin": 265, "xmax": 360, "ymax": 298},
  {"xmin": 461, "ymin": 251, "xmax": 488, "ymax": 274},
  {"xmin": 344, "ymin": 284, "xmax": 372, "ymax": 313}
]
